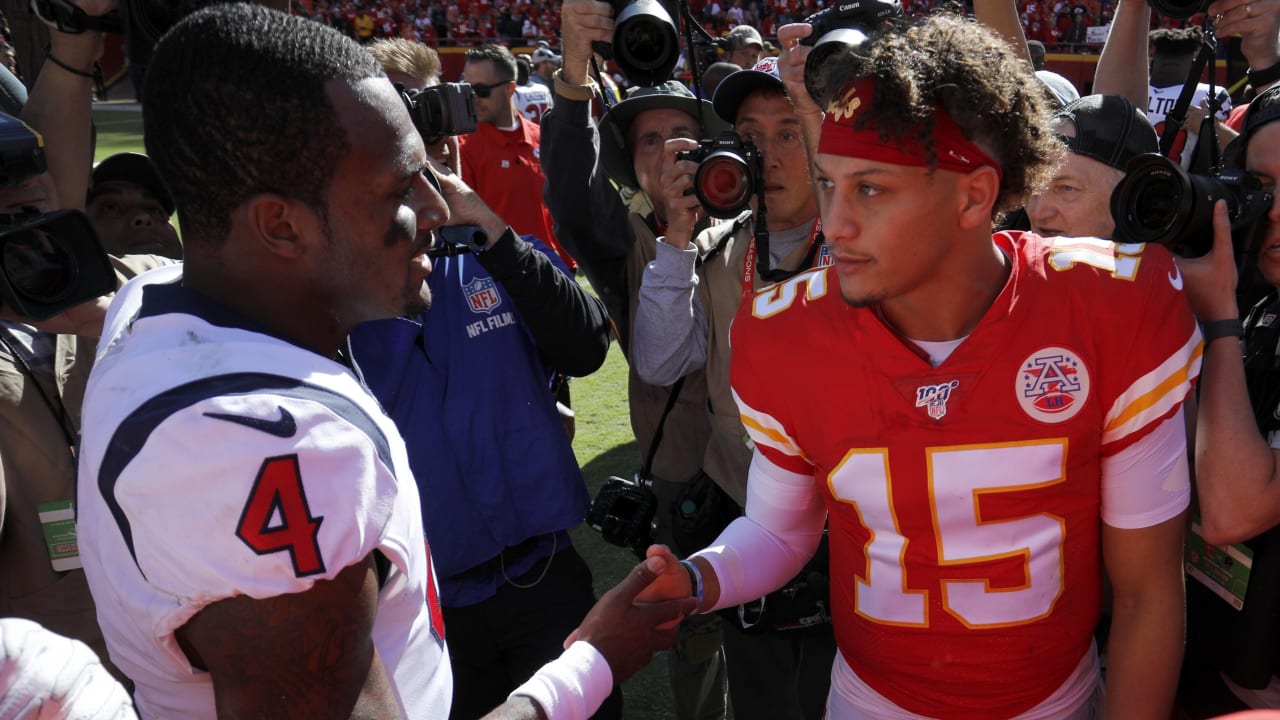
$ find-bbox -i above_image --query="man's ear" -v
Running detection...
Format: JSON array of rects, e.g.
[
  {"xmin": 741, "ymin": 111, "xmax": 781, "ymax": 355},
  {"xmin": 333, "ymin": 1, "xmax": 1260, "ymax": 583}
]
[
  {"xmin": 243, "ymin": 194, "xmax": 317, "ymax": 260},
  {"xmin": 956, "ymin": 165, "xmax": 1001, "ymax": 232}
]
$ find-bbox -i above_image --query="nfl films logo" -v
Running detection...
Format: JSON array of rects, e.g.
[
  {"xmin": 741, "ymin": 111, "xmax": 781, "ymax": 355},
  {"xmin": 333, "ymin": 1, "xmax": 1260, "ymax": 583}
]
[
  {"xmin": 915, "ymin": 380, "xmax": 959, "ymax": 419},
  {"xmin": 1015, "ymin": 346, "xmax": 1091, "ymax": 423},
  {"xmin": 464, "ymin": 277, "xmax": 502, "ymax": 314}
]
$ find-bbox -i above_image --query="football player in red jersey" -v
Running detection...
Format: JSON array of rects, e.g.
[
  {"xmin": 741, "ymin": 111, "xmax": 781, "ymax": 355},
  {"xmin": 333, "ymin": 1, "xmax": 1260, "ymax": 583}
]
[{"xmin": 640, "ymin": 12, "xmax": 1202, "ymax": 720}]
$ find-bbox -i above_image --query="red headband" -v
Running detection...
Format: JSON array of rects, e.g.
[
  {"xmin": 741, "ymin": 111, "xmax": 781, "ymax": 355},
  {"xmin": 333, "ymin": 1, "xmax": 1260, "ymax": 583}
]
[{"xmin": 818, "ymin": 78, "xmax": 1002, "ymax": 181}]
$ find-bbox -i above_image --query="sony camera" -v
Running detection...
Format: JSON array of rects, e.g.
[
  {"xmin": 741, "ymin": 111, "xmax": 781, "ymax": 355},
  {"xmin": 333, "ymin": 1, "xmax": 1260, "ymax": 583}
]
[
  {"xmin": 800, "ymin": 0, "xmax": 902, "ymax": 101},
  {"xmin": 399, "ymin": 83, "xmax": 478, "ymax": 144},
  {"xmin": 585, "ymin": 474, "xmax": 657, "ymax": 556},
  {"xmin": 1110, "ymin": 153, "xmax": 1273, "ymax": 259},
  {"xmin": 0, "ymin": 114, "xmax": 116, "ymax": 320},
  {"xmin": 593, "ymin": 0, "xmax": 680, "ymax": 86},
  {"xmin": 676, "ymin": 131, "xmax": 763, "ymax": 219}
]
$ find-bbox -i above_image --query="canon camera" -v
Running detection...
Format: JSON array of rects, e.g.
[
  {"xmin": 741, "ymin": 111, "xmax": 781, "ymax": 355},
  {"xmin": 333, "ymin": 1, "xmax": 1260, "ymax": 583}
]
[
  {"xmin": 399, "ymin": 83, "xmax": 478, "ymax": 144},
  {"xmin": 585, "ymin": 474, "xmax": 657, "ymax": 556},
  {"xmin": 593, "ymin": 0, "xmax": 681, "ymax": 86},
  {"xmin": 800, "ymin": 0, "xmax": 902, "ymax": 101}
]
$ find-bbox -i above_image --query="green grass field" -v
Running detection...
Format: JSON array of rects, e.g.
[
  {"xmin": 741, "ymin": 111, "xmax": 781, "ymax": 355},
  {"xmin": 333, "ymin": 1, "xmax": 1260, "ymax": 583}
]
[{"xmin": 91, "ymin": 105, "xmax": 681, "ymax": 719}]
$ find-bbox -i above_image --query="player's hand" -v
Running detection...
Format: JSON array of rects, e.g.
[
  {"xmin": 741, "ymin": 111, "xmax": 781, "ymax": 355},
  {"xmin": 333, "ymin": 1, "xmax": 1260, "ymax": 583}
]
[
  {"xmin": 659, "ymin": 137, "xmax": 705, "ymax": 249},
  {"xmin": 776, "ymin": 23, "xmax": 822, "ymax": 116},
  {"xmin": 561, "ymin": 0, "xmax": 615, "ymax": 85},
  {"xmin": 634, "ymin": 545, "xmax": 693, "ymax": 603},
  {"xmin": 566, "ymin": 555, "xmax": 697, "ymax": 683},
  {"xmin": 1173, "ymin": 200, "xmax": 1240, "ymax": 322}
]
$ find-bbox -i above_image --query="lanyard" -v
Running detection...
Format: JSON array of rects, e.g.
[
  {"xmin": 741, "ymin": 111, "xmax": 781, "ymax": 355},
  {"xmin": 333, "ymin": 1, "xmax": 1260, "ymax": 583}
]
[{"xmin": 741, "ymin": 217, "xmax": 825, "ymax": 295}]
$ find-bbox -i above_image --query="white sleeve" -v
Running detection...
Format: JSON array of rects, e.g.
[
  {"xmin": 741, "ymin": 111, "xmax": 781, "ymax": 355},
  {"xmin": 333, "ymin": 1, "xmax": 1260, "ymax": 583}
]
[
  {"xmin": 1101, "ymin": 407, "xmax": 1191, "ymax": 529},
  {"xmin": 691, "ymin": 452, "xmax": 827, "ymax": 610},
  {"xmin": 115, "ymin": 392, "xmax": 399, "ymax": 640},
  {"xmin": 0, "ymin": 618, "xmax": 137, "ymax": 720}
]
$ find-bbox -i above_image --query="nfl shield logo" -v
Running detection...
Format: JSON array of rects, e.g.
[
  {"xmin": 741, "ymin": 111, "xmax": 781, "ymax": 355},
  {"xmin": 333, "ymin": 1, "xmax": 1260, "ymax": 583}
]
[
  {"xmin": 464, "ymin": 276, "xmax": 502, "ymax": 314},
  {"xmin": 915, "ymin": 380, "xmax": 959, "ymax": 419}
]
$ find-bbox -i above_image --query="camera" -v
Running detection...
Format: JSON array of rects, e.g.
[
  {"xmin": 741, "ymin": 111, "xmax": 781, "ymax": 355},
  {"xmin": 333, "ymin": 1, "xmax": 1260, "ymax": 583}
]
[
  {"xmin": 1147, "ymin": 0, "xmax": 1207, "ymax": 19},
  {"xmin": 593, "ymin": 0, "xmax": 680, "ymax": 86},
  {"xmin": 428, "ymin": 225, "xmax": 487, "ymax": 258},
  {"xmin": 676, "ymin": 131, "xmax": 763, "ymax": 219},
  {"xmin": 800, "ymin": 0, "xmax": 902, "ymax": 101},
  {"xmin": 399, "ymin": 83, "xmax": 478, "ymax": 144},
  {"xmin": 1110, "ymin": 153, "xmax": 1273, "ymax": 259},
  {"xmin": 585, "ymin": 474, "xmax": 657, "ymax": 555},
  {"xmin": 0, "ymin": 114, "xmax": 116, "ymax": 320}
]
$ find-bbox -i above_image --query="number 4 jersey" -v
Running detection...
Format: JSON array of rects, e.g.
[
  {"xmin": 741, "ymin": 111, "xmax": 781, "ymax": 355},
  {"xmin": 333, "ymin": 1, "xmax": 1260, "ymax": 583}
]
[
  {"xmin": 75, "ymin": 266, "xmax": 450, "ymax": 719},
  {"xmin": 730, "ymin": 232, "xmax": 1202, "ymax": 718}
]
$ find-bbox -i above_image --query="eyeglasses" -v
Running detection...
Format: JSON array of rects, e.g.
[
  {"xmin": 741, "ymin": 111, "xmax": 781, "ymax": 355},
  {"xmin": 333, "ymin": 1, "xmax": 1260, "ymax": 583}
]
[{"xmin": 468, "ymin": 80, "xmax": 511, "ymax": 99}]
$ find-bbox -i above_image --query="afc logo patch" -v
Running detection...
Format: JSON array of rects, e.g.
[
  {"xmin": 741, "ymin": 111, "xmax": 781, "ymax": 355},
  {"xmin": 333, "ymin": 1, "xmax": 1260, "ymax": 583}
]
[
  {"xmin": 915, "ymin": 380, "xmax": 959, "ymax": 419},
  {"xmin": 1016, "ymin": 346, "xmax": 1090, "ymax": 423},
  {"xmin": 463, "ymin": 276, "xmax": 503, "ymax": 314}
]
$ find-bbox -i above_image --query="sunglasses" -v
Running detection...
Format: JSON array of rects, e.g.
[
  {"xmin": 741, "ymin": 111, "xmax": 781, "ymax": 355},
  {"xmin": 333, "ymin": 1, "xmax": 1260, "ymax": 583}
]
[{"xmin": 469, "ymin": 80, "xmax": 511, "ymax": 99}]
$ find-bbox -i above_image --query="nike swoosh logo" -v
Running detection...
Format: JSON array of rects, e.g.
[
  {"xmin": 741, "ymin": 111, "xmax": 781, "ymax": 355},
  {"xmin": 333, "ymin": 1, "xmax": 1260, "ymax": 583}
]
[
  {"xmin": 204, "ymin": 406, "xmax": 298, "ymax": 438},
  {"xmin": 1168, "ymin": 265, "xmax": 1184, "ymax": 291}
]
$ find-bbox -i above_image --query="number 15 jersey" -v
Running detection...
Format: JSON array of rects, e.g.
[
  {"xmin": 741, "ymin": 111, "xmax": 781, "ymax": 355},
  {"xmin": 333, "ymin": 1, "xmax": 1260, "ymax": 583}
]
[{"xmin": 730, "ymin": 232, "xmax": 1202, "ymax": 718}]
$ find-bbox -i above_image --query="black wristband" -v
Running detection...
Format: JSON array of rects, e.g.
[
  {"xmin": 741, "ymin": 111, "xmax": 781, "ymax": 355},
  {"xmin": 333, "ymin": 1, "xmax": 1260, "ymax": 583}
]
[
  {"xmin": 1248, "ymin": 61, "xmax": 1280, "ymax": 88},
  {"xmin": 44, "ymin": 47, "xmax": 105, "ymax": 96},
  {"xmin": 1202, "ymin": 318, "xmax": 1243, "ymax": 344}
]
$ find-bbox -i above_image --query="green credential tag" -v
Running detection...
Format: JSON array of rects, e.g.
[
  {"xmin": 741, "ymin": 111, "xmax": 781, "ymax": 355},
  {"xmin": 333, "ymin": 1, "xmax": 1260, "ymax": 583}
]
[
  {"xmin": 38, "ymin": 500, "xmax": 82, "ymax": 572},
  {"xmin": 1186, "ymin": 519, "xmax": 1253, "ymax": 611}
]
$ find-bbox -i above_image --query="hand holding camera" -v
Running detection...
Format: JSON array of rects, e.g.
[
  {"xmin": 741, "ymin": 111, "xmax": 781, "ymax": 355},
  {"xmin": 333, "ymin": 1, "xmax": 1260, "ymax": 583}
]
[
  {"xmin": 660, "ymin": 136, "xmax": 708, "ymax": 245},
  {"xmin": 1174, "ymin": 200, "xmax": 1243, "ymax": 324},
  {"xmin": 560, "ymin": 0, "xmax": 616, "ymax": 86}
]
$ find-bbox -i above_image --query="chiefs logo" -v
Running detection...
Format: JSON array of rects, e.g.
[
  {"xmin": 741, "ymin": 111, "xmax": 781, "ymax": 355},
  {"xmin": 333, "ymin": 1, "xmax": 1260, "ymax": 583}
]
[{"xmin": 1015, "ymin": 346, "xmax": 1090, "ymax": 424}]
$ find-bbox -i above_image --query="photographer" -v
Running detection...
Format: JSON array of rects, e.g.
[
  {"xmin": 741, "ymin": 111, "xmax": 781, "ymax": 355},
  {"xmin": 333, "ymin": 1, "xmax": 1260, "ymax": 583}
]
[
  {"xmin": 1177, "ymin": 86, "xmax": 1280, "ymax": 712},
  {"xmin": 632, "ymin": 54, "xmax": 837, "ymax": 720},
  {"xmin": 349, "ymin": 38, "xmax": 618, "ymax": 720},
  {"xmin": 540, "ymin": 2, "xmax": 728, "ymax": 717}
]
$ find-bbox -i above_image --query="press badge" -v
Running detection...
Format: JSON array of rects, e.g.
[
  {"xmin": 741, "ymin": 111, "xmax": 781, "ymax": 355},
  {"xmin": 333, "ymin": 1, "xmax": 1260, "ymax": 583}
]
[
  {"xmin": 1186, "ymin": 519, "xmax": 1252, "ymax": 611},
  {"xmin": 38, "ymin": 500, "xmax": 82, "ymax": 571}
]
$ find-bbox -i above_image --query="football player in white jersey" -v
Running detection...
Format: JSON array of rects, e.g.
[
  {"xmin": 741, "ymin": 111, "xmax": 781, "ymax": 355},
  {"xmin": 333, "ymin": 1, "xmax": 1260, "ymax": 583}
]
[{"xmin": 74, "ymin": 5, "xmax": 694, "ymax": 719}]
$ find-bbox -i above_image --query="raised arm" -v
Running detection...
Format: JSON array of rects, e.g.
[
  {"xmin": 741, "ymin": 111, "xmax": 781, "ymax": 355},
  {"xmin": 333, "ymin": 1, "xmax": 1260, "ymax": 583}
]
[
  {"xmin": 971, "ymin": 0, "xmax": 1036, "ymax": 67},
  {"xmin": 1093, "ymin": 0, "xmax": 1152, "ymax": 106}
]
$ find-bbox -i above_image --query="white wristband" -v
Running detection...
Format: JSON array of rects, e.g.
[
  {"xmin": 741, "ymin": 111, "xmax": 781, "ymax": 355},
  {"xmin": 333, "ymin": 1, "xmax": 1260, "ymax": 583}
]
[{"xmin": 507, "ymin": 640, "xmax": 614, "ymax": 720}]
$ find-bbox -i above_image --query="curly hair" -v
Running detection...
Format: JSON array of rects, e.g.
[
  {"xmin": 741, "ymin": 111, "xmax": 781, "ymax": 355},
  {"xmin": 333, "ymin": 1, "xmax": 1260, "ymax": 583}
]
[
  {"xmin": 810, "ymin": 12, "xmax": 1065, "ymax": 217},
  {"xmin": 1149, "ymin": 27, "xmax": 1205, "ymax": 58},
  {"xmin": 143, "ymin": 3, "xmax": 383, "ymax": 245}
]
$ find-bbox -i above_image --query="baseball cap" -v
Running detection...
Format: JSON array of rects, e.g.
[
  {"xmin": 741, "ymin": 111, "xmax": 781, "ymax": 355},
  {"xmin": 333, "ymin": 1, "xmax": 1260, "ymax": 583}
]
[
  {"xmin": 1053, "ymin": 94, "xmax": 1157, "ymax": 172},
  {"xmin": 1035, "ymin": 70, "xmax": 1080, "ymax": 109},
  {"xmin": 712, "ymin": 56, "xmax": 784, "ymax": 124},
  {"xmin": 724, "ymin": 25, "xmax": 764, "ymax": 51},
  {"xmin": 88, "ymin": 152, "xmax": 175, "ymax": 215},
  {"xmin": 531, "ymin": 45, "xmax": 560, "ymax": 65},
  {"xmin": 599, "ymin": 80, "xmax": 732, "ymax": 188}
]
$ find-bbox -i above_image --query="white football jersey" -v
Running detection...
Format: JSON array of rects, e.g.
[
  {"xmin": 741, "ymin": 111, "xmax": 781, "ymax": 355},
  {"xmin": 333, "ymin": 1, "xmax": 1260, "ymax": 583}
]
[
  {"xmin": 514, "ymin": 82, "xmax": 554, "ymax": 123},
  {"xmin": 1147, "ymin": 82, "xmax": 1232, "ymax": 169},
  {"xmin": 76, "ymin": 265, "xmax": 450, "ymax": 719}
]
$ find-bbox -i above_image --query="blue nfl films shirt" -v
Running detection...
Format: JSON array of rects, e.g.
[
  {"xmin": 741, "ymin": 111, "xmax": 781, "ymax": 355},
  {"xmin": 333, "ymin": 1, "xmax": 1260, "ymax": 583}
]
[{"xmin": 348, "ymin": 235, "xmax": 589, "ymax": 606}]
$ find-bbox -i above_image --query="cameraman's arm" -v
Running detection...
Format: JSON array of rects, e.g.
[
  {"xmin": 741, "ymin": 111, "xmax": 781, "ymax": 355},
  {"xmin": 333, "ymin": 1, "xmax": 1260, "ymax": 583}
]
[
  {"xmin": 22, "ymin": 0, "xmax": 112, "ymax": 212},
  {"xmin": 1092, "ymin": 0, "xmax": 1151, "ymax": 106},
  {"xmin": 478, "ymin": 230, "xmax": 613, "ymax": 377},
  {"xmin": 542, "ymin": 0, "xmax": 639, "ymax": 348},
  {"xmin": 776, "ymin": 24, "xmax": 824, "ymax": 171},
  {"xmin": 633, "ymin": 139, "xmax": 709, "ymax": 386},
  {"xmin": 971, "ymin": 0, "xmax": 1035, "ymax": 68}
]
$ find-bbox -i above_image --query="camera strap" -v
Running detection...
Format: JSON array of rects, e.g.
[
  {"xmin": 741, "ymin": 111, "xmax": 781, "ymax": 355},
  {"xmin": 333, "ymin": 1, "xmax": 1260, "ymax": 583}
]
[
  {"xmin": 640, "ymin": 375, "xmax": 686, "ymax": 480},
  {"xmin": 0, "ymin": 327, "xmax": 77, "ymax": 450},
  {"xmin": 1158, "ymin": 37, "xmax": 1216, "ymax": 159},
  {"xmin": 741, "ymin": 217, "xmax": 824, "ymax": 295}
]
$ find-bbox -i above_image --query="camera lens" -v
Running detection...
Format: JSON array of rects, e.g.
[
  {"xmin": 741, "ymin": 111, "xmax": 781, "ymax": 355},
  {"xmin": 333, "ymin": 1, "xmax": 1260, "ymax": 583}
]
[
  {"xmin": 696, "ymin": 152, "xmax": 753, "ymax": 218},
  {"xmin": 2, "ymin": 228, "xmax": 74, "ymax": 303},
  {"xmin": 1130, "ymin": 174, "xmax": 1182, "ymax": 235},
  {"xmin": 613, "ymin": 0, "xmax": 679, "ymax": 85},
  {"xmin": 803, "ymin": 28, "xmax": 870, "ymax": 103}
]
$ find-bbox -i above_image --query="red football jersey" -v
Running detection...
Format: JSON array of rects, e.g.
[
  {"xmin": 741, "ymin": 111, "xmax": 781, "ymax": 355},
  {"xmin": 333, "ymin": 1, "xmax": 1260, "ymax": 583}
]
[{"xmin": 730, "ymin": 232, "xmax": 1201, "ymax": 718}]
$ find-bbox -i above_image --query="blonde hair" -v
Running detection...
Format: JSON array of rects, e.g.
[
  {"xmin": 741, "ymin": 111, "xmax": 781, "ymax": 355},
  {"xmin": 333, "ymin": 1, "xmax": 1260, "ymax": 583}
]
[{"xmin": 366, "ymin": 38, "xmax": 442, "ymax": 84}]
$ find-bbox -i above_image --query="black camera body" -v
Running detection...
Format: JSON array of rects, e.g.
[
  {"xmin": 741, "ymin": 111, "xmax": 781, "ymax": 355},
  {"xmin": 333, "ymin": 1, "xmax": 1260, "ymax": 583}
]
[
  {"xmin": 586, "ymin": 474, "xmax": 657, "ymax": 555},
  {"xmin": 593, "ymin": 0, "xmax": 680, "ymax": 86},
  {"xmin": 0, "ymin": 114, "xmax": 116, "ymax": 321},
  {"xmin": 676, "ymin": 131, "xmax": 763, "ymax": 219},
  {"xmin": 799, "ymin": 0, "xmax": 901, "ymax": 101},
  {"xmin": 31, "ymin": 0, "xmax": 242, "ymax": 70},
  {"xmin": 1110, "ymin": 153, "xmax": 1273, "ymax": 259},
  {"xmin": 1147, "ymin": 0, "xmax": 1208, "ymax": 19},
  {"xmin": 400, "ymin": 83, "xmax": 478, "ymax": 143}
]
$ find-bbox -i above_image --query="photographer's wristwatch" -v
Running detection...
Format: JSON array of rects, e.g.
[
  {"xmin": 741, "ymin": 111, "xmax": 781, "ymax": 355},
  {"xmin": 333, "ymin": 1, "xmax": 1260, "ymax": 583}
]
[{"xmin": 1202, "ymin": 318, "xmax": 1243, "ymax": 344}]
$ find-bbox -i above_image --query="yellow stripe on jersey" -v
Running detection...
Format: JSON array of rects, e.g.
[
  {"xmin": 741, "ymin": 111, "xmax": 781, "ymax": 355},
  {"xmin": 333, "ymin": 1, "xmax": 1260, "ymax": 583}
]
[
  {"xmin": 1103, "ymin": 329, "xmax": 1204, "ymax": 447},
  {"xmin": 733, "ymin": 388, "xmax": 812, "ymax": 464}
]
